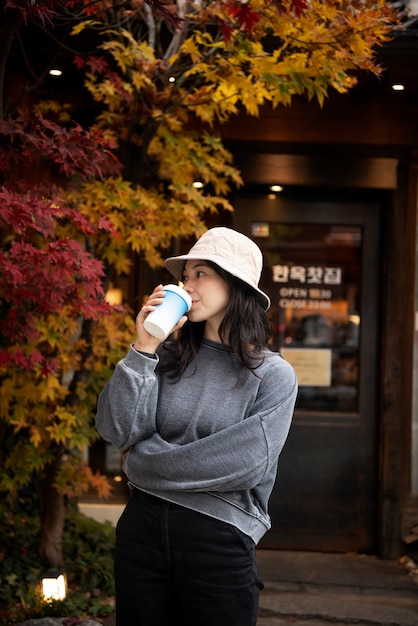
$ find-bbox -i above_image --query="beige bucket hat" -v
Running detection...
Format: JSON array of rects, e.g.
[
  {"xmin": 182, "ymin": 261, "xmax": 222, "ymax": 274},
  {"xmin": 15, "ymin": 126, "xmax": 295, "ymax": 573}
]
[{"xmin": 164, "ymin": 227, "xmax": 271, "ymax": 310}]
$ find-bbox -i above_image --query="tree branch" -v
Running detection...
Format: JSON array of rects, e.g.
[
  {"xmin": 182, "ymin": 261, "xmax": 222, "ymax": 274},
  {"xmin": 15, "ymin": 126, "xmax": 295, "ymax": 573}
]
[{"xmin": 163, "ymin": 0, "xmax": 188, "ymax": 63}]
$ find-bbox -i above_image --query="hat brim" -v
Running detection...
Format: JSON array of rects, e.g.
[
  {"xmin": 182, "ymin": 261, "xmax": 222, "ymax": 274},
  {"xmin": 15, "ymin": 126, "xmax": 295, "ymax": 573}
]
[{"xmin": 164, "ymin": 253, "xmax": 271, "ymax": 310}]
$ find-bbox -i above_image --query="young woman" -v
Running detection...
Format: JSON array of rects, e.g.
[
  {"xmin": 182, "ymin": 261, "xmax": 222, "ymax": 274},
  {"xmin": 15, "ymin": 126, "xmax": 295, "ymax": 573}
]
[{"xmin": 96, "ymin": 227, "xmax": 298, "ymax": 626}]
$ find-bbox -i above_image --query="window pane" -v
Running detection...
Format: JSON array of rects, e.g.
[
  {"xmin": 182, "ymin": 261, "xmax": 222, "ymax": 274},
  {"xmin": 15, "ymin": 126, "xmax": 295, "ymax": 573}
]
[{"xmin": 260, "ymin": 223, "xmax": 361, "ymax": 413}]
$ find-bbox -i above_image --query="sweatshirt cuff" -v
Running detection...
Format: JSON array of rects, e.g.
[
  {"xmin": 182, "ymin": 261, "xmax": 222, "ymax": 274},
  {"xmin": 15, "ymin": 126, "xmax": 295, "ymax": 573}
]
[
  {"xmin": 131, "ymin": 345, "xmax": 157, "ymax": 359},
  {"xmin": 122, "ymin": 345, "xmax": 159, "ymax": 373}
]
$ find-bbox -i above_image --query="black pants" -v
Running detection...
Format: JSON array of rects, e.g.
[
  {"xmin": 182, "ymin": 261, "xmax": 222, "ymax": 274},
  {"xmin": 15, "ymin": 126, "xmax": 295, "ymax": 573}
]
[{"xmin": 114, "ymin": 489, "xmax": 264, "ymax": 625}]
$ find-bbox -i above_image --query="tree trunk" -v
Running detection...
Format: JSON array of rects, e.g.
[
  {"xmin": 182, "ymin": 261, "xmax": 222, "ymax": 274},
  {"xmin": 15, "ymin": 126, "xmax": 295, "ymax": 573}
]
[{"xmin": 38, "ymin": 455, "xmax": 66, "ymax": 567}]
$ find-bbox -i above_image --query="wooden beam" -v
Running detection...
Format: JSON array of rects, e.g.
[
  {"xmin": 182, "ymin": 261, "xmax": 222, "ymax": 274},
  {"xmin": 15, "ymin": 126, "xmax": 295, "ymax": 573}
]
[{"xmin": 234, "ymin": 154, "xmax": 398, "ymax": 189}]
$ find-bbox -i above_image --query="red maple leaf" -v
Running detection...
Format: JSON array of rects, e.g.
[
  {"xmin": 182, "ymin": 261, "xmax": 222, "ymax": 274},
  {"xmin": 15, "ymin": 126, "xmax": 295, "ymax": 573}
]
[
  {"xmin": 86, "ymin": 55, "xmax": 109, "ymax": 75},
  {"xmin": 221, "ymin": 23, "xmax": 234, "ymax": 44},
  {"xmin": 97, "ymin": 216, "xmax": 117, "ymax": 233},
  {"xmin": 0, "ymin": 351, "xmax": 12, "ymax": 368},
  {"xmin": 146, "ymin": 0, "xmax": 184, "ymax": 31},
  {"xmin": 40, "ymin": 358, "xmax": 60, "ymax": 377},
  {"xmin": 225, "ymin": 2, "xmax": 261, "ymax": 32},
  {"xmin": 274, "ymin": 0, "xmax": 308, "ymax": 17},
  {"xmin": 28, "ymin": 350, "xmax": 44, "ymax": 368},
  {"xmin": 0, "ymin": 111, "xmax": 121, "ymax": 184},
  {"xmin": 5, "ymin": 0, "xmax": 59, "ymax": 25},
  {"xmin": 2, "ymin": 257, "xmax": 24, "ymax": 287},
  {"xmin": 73, "ymin": 55, "xmax": 86, "ymax": 70}
]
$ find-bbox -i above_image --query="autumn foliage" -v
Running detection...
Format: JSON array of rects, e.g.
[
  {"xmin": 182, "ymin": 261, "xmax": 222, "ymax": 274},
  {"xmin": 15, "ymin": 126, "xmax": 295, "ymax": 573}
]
[
  {"xmin": 0, "ymin": 0, "xmax": 400, "ymax": 568},
  {"xmin": 0, "ymin": 108, "xmax": 121, "ymax": 525}
]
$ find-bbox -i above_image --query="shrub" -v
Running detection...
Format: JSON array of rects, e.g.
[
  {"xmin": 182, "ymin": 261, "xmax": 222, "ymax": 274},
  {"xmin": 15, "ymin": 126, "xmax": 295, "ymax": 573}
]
[{"xmin": 0, "ymin": 493, "xmax": 115, "ymax": 625}]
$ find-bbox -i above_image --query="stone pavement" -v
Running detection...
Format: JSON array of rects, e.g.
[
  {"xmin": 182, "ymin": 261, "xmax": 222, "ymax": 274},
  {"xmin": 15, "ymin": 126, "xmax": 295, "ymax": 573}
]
[
  {"xmin": 101, "ymin": 549, "xmax": 418, "ymax": 626},
  {"xmin": 256, "ymin": 550, "xmax": 418, "ymax": 626},
  {"xmin": 18, "ymin": 550, "xmax": 417, "ymax": 626}
]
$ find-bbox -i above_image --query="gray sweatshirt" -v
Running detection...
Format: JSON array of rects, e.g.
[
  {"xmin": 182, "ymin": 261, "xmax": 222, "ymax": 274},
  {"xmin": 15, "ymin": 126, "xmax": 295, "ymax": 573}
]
[{"xmin": 95, "ymin": 338, "xmax": 298, "ymax": 544}]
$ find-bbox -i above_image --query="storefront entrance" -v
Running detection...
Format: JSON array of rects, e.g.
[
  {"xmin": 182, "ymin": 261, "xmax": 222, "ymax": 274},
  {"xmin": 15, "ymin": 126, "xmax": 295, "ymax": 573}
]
[{"xmin": 235, "ymin": 193, "xmax": 381, "ymax": 553}]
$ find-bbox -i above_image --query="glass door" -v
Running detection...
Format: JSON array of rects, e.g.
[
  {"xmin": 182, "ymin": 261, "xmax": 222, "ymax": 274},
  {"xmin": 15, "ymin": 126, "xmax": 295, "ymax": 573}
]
[
  {"xmin": 235, "ymin": 193, "xmax": 380, "ymax": 552},
  {"xmin": 266, "ymin": 223, "xmax": 361, "ymax": 413}
]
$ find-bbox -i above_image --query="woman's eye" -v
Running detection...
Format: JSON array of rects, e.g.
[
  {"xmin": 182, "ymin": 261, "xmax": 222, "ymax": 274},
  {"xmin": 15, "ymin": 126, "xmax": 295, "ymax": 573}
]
[{"xmin": 183, "ymin": 270, "xmax": 206, "ymax": 281}]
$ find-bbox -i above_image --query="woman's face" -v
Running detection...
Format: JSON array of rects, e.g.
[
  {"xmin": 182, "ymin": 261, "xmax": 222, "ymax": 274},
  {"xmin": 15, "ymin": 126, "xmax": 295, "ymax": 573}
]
[{"xmin": 183, "ymin": 260, "xmax": 230, "ymax": 337}]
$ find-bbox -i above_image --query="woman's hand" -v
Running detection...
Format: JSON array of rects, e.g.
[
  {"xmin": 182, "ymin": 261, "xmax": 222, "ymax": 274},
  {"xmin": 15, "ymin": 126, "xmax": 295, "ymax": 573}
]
[{"xmin": 133, "ymin": 285, "xmax": 188, "ymax": 354}]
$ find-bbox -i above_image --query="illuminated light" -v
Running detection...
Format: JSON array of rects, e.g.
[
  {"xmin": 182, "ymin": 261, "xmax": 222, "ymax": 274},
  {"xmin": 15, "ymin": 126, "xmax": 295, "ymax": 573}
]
[
  {"xmin": 193, "ymin": 181, "xmax": 204, "ymax": 188},
  {"xmin": 169, "ymin": 76, "xmax": 176, "ymax": 83},
  {"xmin": 270, "ymin": 185, "xmax": 283, "ymax": 192},
  {"xmin": 105, "ymin": 287, "xmax": 123, "ymax": 305},
  {"xmin": 392, "ymin": 83, "xmax": 405, "ymax": 91},
  {"xmin": 41, "ymin": 569, "xmax": 67, "ymax": 601},
  {"xmin": 113, "ymin": 475, "xmax": 123, "ymax": 482},
  {"xmin": 49, "ymin": 69, "xmax": 63, "ymax": 77}
]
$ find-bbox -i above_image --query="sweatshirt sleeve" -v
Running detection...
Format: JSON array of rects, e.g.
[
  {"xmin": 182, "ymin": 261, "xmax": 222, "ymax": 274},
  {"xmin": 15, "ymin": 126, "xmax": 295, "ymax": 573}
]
[
  {"xmin": 95, "ymin": 346, "xmax": 159, "ymax": 450},
  {"xmin": 124, "ymin": 359, "xmax": 298, "ymax": 492}
]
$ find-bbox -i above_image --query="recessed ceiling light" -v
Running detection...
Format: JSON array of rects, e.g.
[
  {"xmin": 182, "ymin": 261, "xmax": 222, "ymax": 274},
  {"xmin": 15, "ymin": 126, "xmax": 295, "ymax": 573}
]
[
  {"xmin": 270, "ymin": 185, "xmax": 283, "ymax": 192},
  {"xmin": 392, "ymin": 83, "xmax": 405, "ymax": 91},
  {"xmin": 49, "ymin": 69, "xmax": 63, "ymax": 77}
]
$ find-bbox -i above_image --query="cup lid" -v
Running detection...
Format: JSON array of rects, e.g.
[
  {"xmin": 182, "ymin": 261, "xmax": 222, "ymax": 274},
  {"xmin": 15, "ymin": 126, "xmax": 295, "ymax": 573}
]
[{"xmin": 162, "ymin": 284, "xmax": 192, "ymax": 311}]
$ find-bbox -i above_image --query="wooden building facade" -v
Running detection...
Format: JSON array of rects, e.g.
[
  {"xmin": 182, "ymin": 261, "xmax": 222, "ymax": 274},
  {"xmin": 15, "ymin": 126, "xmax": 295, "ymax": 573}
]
[{"xmin": 209, "ymin": 27, "xmax": 418, "ymax": 558}]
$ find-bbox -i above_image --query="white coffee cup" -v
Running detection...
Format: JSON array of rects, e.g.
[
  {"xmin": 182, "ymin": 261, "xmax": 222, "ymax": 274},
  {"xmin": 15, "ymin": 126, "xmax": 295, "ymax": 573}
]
[{"xmin": 144, "ymin": 284, "xmax": 192, "ymax": 341}]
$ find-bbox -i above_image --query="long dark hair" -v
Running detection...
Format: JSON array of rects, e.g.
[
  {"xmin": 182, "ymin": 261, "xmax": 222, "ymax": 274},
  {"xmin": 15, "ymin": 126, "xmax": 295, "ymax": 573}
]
[{"xmin": 158, "ymin": 261, "xmax": 272, "ymax": 379}]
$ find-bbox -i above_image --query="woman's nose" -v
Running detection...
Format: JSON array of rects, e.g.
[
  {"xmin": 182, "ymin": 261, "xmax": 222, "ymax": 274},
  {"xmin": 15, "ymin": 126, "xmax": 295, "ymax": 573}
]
[{"xmin": 183, "ymin": 279, "xmax": 194, "ymax": 294}]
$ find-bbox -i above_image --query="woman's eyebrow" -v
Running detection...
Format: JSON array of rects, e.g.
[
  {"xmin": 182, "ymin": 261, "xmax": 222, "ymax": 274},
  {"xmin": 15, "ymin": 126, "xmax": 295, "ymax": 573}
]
[{"xmin": 185, "ymin": 262, "xmax": 209, "ymax": 273}]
